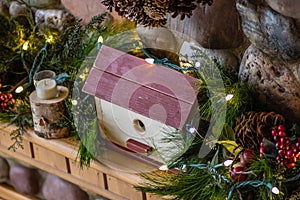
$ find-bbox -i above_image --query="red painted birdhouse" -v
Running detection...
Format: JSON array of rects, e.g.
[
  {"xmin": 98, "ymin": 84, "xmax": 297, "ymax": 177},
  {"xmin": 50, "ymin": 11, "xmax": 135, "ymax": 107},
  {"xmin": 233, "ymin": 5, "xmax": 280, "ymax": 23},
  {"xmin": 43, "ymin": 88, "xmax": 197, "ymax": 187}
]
[{"xmin": 82, "ymin": 45, "xmax": 200, "ymax": 164}]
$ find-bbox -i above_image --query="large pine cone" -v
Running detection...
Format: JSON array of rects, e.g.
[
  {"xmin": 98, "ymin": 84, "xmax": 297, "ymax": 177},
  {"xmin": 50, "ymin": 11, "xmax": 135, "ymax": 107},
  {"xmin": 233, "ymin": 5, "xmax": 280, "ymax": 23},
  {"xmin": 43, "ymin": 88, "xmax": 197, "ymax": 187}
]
[
  {"xmin": 102, "ymin": 0, "xmax": 213, "ymax": 27},
  {"xmin": 235, "ymin": 112, "xmax": 285, "ymax": 151}
]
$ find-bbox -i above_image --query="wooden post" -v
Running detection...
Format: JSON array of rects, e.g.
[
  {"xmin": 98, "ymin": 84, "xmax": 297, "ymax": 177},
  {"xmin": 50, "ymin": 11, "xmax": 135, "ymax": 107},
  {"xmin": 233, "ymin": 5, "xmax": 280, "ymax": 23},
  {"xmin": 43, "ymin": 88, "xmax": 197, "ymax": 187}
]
[{"xmin": 29, "ymin": 86, "xmax": 69, "ymax": 139}]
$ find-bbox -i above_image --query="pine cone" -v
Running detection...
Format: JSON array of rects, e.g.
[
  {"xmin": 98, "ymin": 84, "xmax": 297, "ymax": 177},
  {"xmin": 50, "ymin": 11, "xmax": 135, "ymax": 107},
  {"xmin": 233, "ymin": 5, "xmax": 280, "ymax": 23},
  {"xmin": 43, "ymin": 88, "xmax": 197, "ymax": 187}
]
[
  {"xmin": 169, "ymin": 0, "xmax": 213, "ymax": 20},
  {"xmin": 234, "ymin": 112, "xmax": 285, "ymax": 151},
  {"xmin": 143, "ymin": 0, "xmax": 170, "ymax": 20},
  {"xmin": 137, "ymin": 12, "xmax": 167, "ymax": 27}
]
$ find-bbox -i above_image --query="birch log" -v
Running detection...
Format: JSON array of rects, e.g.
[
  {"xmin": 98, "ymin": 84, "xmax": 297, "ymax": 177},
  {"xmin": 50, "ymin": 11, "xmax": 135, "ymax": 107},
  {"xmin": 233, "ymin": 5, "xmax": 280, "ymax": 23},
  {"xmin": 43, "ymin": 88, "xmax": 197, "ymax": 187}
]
[{"xmin": 30, "ymin": 86, "xmax": 69, "ymax": 138}]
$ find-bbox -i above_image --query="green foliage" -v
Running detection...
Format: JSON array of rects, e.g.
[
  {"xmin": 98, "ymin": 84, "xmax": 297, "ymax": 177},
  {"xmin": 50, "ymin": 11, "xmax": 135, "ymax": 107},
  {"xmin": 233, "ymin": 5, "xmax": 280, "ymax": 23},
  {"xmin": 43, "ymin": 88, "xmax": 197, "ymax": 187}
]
[
  {"xmin": 77, "ymin": 119, "xmax": 100, "ymax": 168},
  {"xmin": 137, "ymin": 165, "xmax": 228, "ymax": 200},
  {"xmin": 5, "ymin": 97, "xmax": 33, "ymax": 151}
]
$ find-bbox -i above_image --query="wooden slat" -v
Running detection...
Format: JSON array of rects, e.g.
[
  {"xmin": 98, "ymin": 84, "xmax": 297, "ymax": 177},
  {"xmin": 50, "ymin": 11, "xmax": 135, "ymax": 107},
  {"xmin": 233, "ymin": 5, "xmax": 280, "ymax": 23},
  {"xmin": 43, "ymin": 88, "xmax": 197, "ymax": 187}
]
[
  {"xmin": 106, "ymin": 175, "xmax": 144, "ymax": 200},
  {"xmin": 0, "ymin": 146, "xmax": 128, "ymax": 200},
  {"xmin": 0, "ymin": 125, "xmax": 32, "ymax": 158},
  {"xmin": 0, "ymin": 184, "xmax": 40, "ymax": 200},
  {"xmin": 33, "ymin": 143, "xmax": 69, "ymax": 173},
  {"xmin": 0, "ymin": 124, "xmax": 157, "ymax": 200},
  {"xmin": 69, "ymin": 160, "xmax": 106, "ymax": 189}
]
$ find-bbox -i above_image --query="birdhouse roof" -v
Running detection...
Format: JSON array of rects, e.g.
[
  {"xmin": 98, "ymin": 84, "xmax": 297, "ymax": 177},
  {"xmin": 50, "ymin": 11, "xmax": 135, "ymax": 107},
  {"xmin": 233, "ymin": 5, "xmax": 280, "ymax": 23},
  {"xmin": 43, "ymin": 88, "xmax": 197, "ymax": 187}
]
[{"xmin": 82, "ymin": 45, "xmax": 200, "ymax": 130}]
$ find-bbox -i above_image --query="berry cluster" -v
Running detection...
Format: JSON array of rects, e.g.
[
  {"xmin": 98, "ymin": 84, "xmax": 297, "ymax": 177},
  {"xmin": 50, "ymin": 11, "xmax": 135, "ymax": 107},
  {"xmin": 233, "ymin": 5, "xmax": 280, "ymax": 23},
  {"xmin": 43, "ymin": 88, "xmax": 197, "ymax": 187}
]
[
  {"xmin": 0, "ymin": 82, "xmax": 15, "ymax": 111},
  {"xmin": 230, "ymin": 150, "xmax": 256, "ymax": 182},
  {"xmin": 260, "ymin": 125, "xmax": 300, "ymax": 170}
]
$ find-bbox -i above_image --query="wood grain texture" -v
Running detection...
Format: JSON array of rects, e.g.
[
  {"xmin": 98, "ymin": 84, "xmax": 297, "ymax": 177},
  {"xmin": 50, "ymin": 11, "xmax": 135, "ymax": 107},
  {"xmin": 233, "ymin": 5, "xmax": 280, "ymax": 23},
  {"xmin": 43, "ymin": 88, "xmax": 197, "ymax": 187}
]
[
  {"xmin": 0, "ymin": 184, "xmax": 40, "ymax": 200},
  {"xmin": 0, "ymin": 124, "xmax": 169, "ymax": 200},
  {"xmin": 106, "ymin": 175, "xmax": 144, "ymax": 200}
]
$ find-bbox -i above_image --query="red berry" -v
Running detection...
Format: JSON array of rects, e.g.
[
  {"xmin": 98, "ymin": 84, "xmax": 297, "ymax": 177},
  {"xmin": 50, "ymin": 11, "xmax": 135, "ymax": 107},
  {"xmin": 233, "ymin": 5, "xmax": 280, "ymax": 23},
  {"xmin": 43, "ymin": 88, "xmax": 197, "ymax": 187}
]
[
  {"xmin": 231, "ymin": 166, "xmax": 247, "ymax": 182},
  {"xmin": 278, "ymin": 125, "xmax": 286, "ymax": 131},
  {"xmin": 1, "ymin": 102, "xmax": 7, "ymax": 107},
  {"xmin": 7, "ymin": 93, "xmax": 13, "ymax": 99},
  {"xmin": 287, "ymin": 162, "xmax": 295, "ymax": 169},
  {"xmin": 290, "ymin": 156, "xmax": 297, "ymax": 163},
  {"xmin": 240, "ymin": 149, "xmax": 256, "ymax": 167},
  {"xmin": 260, "ymin": 145, "xmax": 266, "ymax": 152},
  {"xmin": 274, "ymin": 136, "xmax": 280, "ymax": 142},
  {"xmin": 260, "ymin": 153, "xmax": 264, "ymax": 158},
  {"xmin": 276, "ymin": 156, "xmax": 281, "ymax": 163},
  {"xmin": 278, "ymin": 149, "xmax": 285, "ymax": 156},
  {"xmin": 283, "ymin": 159, "xmax": 289, "ymax": 165},
  {"xmin": 276, "ymin": 142, "xmax": 283, "ymax": 150},
  {"xmin": 278, "ymin": 131, "xmax": 286, "ymax": 138},
  {"xmin": 260, "ymin": 142, "xmax": 264, "ymax": 147},
  {"xmin": 285, "ymin": 145, "xmax": 290, "ymax": 150},
  {"xmin": 272, "ymin": 129, "xmax": 278, "ymax": 136},
  {"xmin": 293, "ymin": 148, "xmax": 298, "ymax": 154},
  {"xmin": 286, "ymin": 150, "xmax": 294, "ymax": 158}
]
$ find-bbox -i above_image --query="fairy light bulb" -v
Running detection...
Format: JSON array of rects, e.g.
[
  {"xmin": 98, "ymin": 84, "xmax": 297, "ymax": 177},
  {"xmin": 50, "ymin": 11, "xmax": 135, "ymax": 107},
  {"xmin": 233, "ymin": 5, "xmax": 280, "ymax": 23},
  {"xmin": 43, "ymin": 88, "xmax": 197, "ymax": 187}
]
[
  {"xmin": 22, "ymin": 41, "xmax": 29, "ymax": 51},
  {"xmin": 194, "ymin": 62, "xmax": 201, "ymax": 69},
  {"xmin": 225, "ymin": 94, "xmax": 234, "ymax": 101},
  {"xmin": 15, "ymin": 86, "xmax": 24, "ymax": 93},
  {"xmin": 271, "ymin": 187, "xmax": 280, "ymax": 195},
  {"xmin": 159, "ymin": 164, "xmax": 168, "ymax": 171},
  {"xmin": 223, "ymin": 159, "xmax": 233, "ymax": 167},
  {"xmin": 46, "ymin": 35, "xmax": 54, "ymax": 43},
  {"xmin": 98, "ymin": 36, "xmax": 103, "ymax": 43},
  {"xmin": 145, "ymin": 58, "xmax": 155, "ymax": 64}
]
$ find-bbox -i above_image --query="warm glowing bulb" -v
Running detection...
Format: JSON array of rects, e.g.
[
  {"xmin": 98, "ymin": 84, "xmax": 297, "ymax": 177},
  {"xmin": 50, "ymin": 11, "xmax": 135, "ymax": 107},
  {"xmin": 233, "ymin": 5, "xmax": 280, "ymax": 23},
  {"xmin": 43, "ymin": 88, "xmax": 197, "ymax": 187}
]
[
  {"xmin": 271, "ymin": 187, "xmax": 280, "ymax": 195},
  {"xmin": 145, "ymin": 58, "xmax": 154, "ymax": 64},
  {"xmin": 223, "ymin": 159, "xmax": 233, "ymax": 167},
  {"xmin": 72, "ymin": 100, "xmax": 78, "ymax": 106},
  {"xmin": 159, "ymin": 165, "xmax": 168, "ymax": 171},
  {"xmin": 98, "ymin": 36, "xmax": 104, "ymax": 43},
  {"xmin": 46, "ymin": 35, "xmax": 54, "ymax": 43},
  {"xmin": 15, "ymin": 86, "xmax": 24, "ymax": 93},
  {"xmin": 225, "ymin": 94, "xmax": 234, "ymax": 101},
  {"xmin": 22, "ymin": 41, "xmax": 29, "ymax": 51}
]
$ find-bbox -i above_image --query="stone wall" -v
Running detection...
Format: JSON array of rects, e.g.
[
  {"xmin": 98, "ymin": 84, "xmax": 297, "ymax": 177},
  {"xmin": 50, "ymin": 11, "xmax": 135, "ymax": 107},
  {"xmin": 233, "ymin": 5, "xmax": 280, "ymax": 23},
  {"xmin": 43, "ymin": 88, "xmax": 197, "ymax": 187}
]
[{"xmin": 0, "ymin": 156, "xmax": 108, "ymax": 200}]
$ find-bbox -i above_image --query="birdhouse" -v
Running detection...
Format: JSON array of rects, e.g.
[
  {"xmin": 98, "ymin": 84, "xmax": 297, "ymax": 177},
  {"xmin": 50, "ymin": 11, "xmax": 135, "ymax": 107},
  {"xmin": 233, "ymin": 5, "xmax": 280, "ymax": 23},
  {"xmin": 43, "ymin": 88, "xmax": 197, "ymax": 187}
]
[{"xmin": 82, "ymin": 45, "xmax": 200, "ymax": 165}]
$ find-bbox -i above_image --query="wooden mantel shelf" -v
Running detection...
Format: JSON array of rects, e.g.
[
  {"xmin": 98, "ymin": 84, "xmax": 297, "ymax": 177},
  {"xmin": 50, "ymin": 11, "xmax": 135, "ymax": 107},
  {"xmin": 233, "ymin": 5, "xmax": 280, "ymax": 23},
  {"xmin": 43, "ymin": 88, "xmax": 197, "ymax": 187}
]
[{"xmin": 0, "ymin": 124, "xmax": 161, "ymax": 200}]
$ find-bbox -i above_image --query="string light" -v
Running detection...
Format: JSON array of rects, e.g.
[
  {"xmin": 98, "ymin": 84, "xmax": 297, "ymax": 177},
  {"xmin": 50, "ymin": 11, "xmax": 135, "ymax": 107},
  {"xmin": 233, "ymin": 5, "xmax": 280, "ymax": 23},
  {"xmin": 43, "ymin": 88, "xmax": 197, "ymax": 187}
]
[
  {"xmin": 46, "ymin": 35, "xmax": 54, "ymax": 43},
  {"xmin": 22, "ymin": 41, "xmax": 29, "ymax": 51},
  {"xmin": 223, "ymin": 159, "xmax": 233, "ymax": 167},
  {"xmin": 186, "ymin": 124, "xmax": 197, "ymax": 134},
  {"xmin": 159, "ymin": 164, "xmax": 168, "ymax": 171},
  {"xmin": 194, "ymin": 62, "xmax": 201, "ymax": 69},
  {"xmin": 145, "ymin": 58, "xmax": 154, "ymax": 64},
  {"xmin": 271, "ymin": 187, "xmax": 280, "ymax": 195},
  {"xmin": 97, "ymin": 36, "xmax": 103, "ymax": 50},
  {"xmin": 225, "ymin": 94, "xmax": 234, "ymax": 101},
  {"xmin": 15, "ymin": 86, "xmax": 24, "ymax": 93},
  {"xmin": 71, "ymin": 100, "xmax": 78, "ymax": 106}
]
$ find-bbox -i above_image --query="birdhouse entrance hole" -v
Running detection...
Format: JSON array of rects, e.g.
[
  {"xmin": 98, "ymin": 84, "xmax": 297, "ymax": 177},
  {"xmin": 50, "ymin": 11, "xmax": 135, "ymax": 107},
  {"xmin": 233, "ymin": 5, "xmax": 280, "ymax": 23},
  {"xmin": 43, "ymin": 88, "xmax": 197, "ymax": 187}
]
[{"xmin": 133, "ymin": 119, "xmax": 146, "ymax": 133}]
